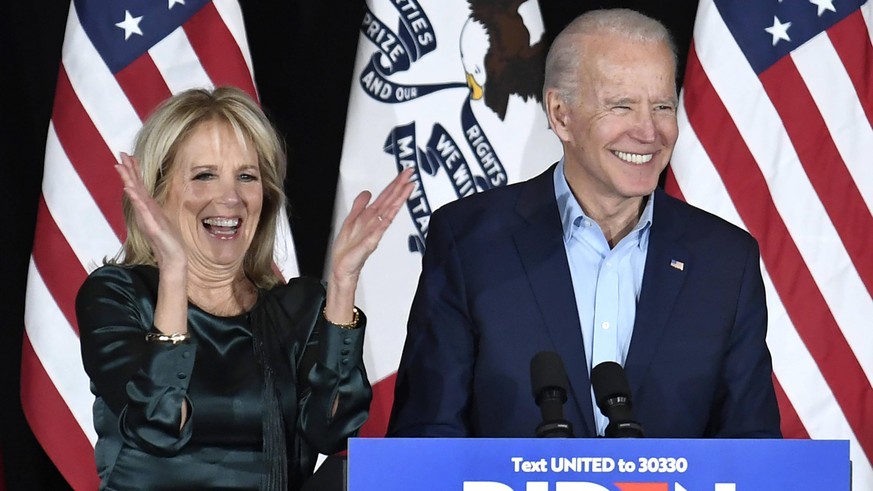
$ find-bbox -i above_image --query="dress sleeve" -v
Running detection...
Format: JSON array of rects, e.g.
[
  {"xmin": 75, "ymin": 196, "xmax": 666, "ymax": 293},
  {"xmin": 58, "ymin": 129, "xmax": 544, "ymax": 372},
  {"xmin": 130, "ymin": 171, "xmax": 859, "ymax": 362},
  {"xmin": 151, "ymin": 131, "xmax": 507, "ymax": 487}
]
[
  {"xmin": 77, "ymin": 266, "xmax": 195, "ymax": 455},
  {"xmin": 296, "ymin": 310, "xmax": 372, "ymax": 455}
]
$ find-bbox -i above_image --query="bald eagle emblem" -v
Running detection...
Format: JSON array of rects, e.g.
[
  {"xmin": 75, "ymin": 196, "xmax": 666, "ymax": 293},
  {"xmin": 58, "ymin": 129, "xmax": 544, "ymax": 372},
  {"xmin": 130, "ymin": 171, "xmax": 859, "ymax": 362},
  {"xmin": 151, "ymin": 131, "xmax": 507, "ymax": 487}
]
[
  {"xmin": 356, "ymin": 0, "xmax": 546, "ymax": 253},
  {"xmin": 462, "ymin": 0, "xmax": 545, "ymax": 119}
]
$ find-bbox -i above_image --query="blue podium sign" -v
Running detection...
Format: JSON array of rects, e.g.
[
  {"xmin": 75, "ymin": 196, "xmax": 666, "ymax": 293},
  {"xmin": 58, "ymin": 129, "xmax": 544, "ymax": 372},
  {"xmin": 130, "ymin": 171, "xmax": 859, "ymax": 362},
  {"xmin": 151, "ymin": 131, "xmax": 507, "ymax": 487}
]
[{"xmin": 347, "ymin": 438, "xmax": 849, "ymax": 490}]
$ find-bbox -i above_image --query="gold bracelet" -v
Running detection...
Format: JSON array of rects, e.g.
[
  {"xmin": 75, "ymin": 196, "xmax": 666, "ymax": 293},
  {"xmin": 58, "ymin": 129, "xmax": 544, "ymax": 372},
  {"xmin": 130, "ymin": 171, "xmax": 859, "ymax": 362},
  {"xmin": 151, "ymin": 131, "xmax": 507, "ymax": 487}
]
[
  {"xmin": 145, "ymin": 332, "xmax": 190, "ymax": 344},
  {"xmin": 323, "ymin": 307, "xmax": 360, "ymax": 329}
]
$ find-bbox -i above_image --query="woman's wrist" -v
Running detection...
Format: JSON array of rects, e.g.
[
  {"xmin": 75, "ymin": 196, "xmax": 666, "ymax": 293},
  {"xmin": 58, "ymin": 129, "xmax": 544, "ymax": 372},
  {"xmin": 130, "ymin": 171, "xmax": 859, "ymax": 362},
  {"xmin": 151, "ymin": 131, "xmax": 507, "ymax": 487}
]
[
  {"xmin": 154, "ymin": 263, "xmax": 189, "ymax": 337},
  {"xmin": 145, "ymin": 331, "xmax": 191, "ymax": 344},
  {"xmin": 328, "ymin": 269, "xmax": 359, "ymax": 293},
  {"xmin": 324, "ymin": 273, "xmax": 359, "ymax": 325},
  {"xmin": 322, "ymin": 306, "xmax": 361, "ymax": 330}
]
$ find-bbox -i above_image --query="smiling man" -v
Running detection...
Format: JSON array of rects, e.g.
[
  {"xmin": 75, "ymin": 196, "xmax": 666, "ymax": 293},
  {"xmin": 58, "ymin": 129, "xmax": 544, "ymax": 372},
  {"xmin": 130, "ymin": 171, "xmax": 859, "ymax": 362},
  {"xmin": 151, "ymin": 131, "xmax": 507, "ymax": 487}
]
[{"xmin": 388, "ymin": 8, "xmax": 781, "ymax": 439}]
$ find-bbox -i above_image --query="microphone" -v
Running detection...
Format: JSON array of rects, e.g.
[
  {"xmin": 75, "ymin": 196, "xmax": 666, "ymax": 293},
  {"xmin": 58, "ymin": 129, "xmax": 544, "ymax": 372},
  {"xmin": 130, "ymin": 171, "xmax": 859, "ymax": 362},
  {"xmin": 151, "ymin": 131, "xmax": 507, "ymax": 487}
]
[
  {"xmin": 590, "ymin": 361, "xmax": 644, "ymax": 438},
  {"xmin": 530, "ymin": 351, "xmax": 574, "ymax": 438}
]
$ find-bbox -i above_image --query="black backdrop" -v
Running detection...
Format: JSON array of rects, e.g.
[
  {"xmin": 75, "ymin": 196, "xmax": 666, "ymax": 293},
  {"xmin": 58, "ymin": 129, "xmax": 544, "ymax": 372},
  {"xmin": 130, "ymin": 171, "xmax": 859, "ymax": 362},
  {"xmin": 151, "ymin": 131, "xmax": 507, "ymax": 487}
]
[{"xmin": 0, "ymin": 1, "xmax": 696, "ymax": 488}]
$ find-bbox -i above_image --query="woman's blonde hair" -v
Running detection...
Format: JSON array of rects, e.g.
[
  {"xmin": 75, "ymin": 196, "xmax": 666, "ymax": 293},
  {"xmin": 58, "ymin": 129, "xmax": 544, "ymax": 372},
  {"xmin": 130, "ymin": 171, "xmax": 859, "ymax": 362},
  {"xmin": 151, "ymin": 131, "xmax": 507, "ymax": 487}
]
[{"xmin": 119, "ymin": 86, "xmax": 287, "ymax": 289}]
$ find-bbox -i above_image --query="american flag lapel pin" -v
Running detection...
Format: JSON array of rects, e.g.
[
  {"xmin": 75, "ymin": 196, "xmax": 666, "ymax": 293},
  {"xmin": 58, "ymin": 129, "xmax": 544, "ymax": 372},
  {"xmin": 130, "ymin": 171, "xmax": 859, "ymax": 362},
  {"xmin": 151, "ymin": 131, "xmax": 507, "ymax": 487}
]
[{"xmin": 670, "ymin": 259, "xmax": 685, "ymax": 271}]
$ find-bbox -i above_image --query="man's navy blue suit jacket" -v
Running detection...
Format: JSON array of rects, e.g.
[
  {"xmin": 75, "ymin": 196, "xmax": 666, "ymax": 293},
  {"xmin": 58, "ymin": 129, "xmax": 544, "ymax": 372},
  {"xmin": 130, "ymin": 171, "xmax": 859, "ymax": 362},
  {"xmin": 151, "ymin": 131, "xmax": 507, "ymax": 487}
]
[{"xmin": 388, "ymin": 165, "xmax": 781, "ymax": 439}]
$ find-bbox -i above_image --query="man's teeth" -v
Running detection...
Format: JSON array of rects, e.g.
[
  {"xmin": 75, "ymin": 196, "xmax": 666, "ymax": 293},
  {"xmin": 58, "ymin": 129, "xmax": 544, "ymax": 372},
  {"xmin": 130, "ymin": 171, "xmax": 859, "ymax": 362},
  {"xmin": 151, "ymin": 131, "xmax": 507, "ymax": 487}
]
[
  {"xmin": 203, "ymin": 217, "xmax": 240, "ymax": 227},
  {"xmin": 614, "ymin": 151, "xmax": 653, "ymax": 164}
]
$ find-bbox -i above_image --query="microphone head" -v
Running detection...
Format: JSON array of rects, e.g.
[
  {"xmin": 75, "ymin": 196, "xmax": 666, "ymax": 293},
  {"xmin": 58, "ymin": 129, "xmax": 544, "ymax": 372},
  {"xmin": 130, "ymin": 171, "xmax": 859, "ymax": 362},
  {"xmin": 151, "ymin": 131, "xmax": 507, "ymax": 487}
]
[
  {"xmin": 591, "ymin": 361, "xmax": 632, "ymax": 411},
  {"xmin": 591, "ymin": 361, "xmax": 644, "ymax": 438},
  {"xmin": 530, "ymin": 351, "xmax": 569, "ymax": 403},
  {"xmin": 530, "ymin": 351, "xmax": 574, "ymax": 438}
]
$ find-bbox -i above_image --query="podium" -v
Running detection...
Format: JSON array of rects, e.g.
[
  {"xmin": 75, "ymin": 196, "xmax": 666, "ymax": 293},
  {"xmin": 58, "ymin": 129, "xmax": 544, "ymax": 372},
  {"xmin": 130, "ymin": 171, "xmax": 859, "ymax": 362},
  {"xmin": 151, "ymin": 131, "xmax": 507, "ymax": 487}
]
[{"xmin": 347, "ymin": 438, "xmax": 850, "ymax": 490}]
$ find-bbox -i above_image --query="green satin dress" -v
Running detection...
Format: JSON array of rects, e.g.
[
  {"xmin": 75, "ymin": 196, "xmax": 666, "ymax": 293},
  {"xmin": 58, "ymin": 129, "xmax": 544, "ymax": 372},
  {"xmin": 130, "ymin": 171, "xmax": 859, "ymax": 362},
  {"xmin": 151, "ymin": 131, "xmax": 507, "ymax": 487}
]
[{"xmin": 77, "ymin": 265, "xmax": 371, "ymax": 490}]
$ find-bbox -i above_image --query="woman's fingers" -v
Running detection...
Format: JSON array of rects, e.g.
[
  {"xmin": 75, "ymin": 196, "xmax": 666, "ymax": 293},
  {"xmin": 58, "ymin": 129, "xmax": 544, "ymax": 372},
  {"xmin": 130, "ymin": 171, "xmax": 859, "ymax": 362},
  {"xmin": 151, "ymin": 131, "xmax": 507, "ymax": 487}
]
[
  {"xmin": 115, "ymin": 152, "xmax": 186, "ymax": 267},
  {"xmin": 331, "ymin": 168, "xmax": 414, "ymax": 277},
  {"xmin": 116, "ymin": 153, "xmax": 150, "ymax": 202},
  {"xmin": 361, "ymin": 167, "xmax": 415, "ymax": 226},
  {"xmin": 361, "ymin": 168, "xmax": 414, "ymax": 234},
  {"xmin": 379, "ymin": 168, "xmax": 416, "ymax": 222},
  {"xmin": 344, "ymin": 190, "xmax": 372, "ymax": 226}
]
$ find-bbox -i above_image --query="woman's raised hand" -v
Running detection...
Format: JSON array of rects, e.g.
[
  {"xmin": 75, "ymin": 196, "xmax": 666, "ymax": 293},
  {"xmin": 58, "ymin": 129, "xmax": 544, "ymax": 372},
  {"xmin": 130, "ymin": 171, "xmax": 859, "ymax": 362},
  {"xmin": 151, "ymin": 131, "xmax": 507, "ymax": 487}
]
[
  {"xmin": 115, "ymin": 152, "xmax": 187, "ymax": 271},
  {"xmin": 324, "ymin": 168, "xmax": 415, "ymax": 324},
  {"xmin": 331, "ymin": 167, "xmax": 415, "ymax": 285}
]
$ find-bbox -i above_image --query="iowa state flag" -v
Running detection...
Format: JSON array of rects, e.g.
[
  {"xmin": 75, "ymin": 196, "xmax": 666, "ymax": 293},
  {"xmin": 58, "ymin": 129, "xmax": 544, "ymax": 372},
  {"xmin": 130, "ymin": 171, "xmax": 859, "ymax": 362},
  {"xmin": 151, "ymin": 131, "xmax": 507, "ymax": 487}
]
[
  {"xmin": 23, "ymin": 1, "xmax": 297, "ymax": 488},
  {"xmin": 668, "ymin": 0, "xmax": 873, "ymax": 489},
  {"xmin": 334, "ymin": 0, "xmax": 561, "ymax": 436}
]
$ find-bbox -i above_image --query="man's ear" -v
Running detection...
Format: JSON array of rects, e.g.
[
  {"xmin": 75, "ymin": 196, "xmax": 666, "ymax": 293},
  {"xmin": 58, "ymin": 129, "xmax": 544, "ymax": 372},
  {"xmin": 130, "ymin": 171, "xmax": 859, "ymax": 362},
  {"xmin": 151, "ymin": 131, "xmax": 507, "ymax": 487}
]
[{"xmin": 545, "ymin": 89, "xmax": 571, "ymax": 142}]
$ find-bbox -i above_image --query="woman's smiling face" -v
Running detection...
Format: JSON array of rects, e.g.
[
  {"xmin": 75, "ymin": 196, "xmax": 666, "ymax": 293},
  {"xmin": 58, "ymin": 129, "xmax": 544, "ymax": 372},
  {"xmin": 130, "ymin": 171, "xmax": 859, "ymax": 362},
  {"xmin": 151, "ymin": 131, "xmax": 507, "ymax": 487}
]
[{"xmin": 161, "ymin": 119, "xmax": 263, "ymax": 273}]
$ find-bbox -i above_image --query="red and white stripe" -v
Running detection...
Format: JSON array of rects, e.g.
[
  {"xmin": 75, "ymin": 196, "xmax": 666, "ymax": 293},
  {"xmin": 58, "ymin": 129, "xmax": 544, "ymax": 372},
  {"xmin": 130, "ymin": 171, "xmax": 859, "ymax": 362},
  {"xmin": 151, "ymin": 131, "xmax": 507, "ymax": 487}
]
[
  {"xmin": 22, "ymin": 1, "xmax": 297, "ymax": 488},
  {"xmin": 668, "ymin": 1, "xmax": 873, "ymax": 489}
]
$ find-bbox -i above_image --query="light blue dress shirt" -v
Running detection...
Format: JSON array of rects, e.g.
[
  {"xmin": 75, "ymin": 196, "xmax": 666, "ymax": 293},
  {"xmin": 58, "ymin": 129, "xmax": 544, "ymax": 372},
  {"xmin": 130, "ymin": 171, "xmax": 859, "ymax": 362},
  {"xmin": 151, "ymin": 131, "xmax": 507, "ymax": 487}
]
[{"xmin": 553, "ymin": 160, "xmax": 654, "ymax": 436}]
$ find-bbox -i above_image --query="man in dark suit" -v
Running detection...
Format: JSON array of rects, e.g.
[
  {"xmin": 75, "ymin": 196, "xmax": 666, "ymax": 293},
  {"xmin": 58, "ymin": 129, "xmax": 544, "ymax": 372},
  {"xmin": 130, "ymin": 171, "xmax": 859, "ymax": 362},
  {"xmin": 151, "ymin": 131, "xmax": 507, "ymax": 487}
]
[{"xmin": 387, "ymin": 8, "xmax": 781, "ymax": 439}]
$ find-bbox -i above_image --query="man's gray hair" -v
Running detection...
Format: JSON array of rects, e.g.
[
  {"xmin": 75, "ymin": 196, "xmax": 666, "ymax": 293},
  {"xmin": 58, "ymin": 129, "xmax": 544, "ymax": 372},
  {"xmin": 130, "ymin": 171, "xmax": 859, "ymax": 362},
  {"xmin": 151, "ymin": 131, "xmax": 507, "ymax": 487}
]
[{"xmin": 543, "ymin": 8, "xmax": 678, "ymax": 107}]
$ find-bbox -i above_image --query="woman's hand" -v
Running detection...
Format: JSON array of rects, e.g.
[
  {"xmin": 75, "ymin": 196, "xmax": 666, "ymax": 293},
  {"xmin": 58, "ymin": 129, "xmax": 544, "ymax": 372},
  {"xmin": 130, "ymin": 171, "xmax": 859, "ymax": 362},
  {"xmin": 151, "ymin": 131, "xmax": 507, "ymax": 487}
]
[
  {"xmin": 324, "ymin": 168, "xmax": 415, "ymax": 324},
  {"xmin": 115, "ymin": 152, "xmax": 187, "ymax": 272},
  {"xmin": 117, "ymin": 153, "xmax": 190, "ymax": 338}
]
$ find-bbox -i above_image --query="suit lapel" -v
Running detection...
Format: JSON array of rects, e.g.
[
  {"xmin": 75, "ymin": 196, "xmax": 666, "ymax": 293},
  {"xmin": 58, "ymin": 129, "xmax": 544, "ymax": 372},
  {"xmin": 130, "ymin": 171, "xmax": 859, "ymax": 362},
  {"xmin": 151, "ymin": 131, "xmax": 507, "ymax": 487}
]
[
  {"xmin": 626, "ymin": 189, "xmax": 690, "ymax": 397},
  {"xmin": 512, "ymin": 166, "xmax": 596, "ymax": 437}
]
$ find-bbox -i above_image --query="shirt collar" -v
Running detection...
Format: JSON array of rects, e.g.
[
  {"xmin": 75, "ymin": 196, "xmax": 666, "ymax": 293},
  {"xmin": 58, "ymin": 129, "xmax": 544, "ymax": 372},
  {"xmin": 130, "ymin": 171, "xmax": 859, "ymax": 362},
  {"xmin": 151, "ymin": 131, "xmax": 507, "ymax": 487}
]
[{"xmin": 553, "ymin": 159, "xmax": 655, "ymax": 250}]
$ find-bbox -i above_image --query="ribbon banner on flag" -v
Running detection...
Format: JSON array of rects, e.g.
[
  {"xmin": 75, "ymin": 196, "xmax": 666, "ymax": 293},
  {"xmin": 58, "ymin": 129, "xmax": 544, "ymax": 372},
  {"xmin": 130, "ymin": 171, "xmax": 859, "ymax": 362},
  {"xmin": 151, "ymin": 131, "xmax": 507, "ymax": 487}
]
[
  {"xmin": 668, "ymin": 0, "xmax": 873, "ymax": 489},
  {"xmin": 22, "ymin": 1, "xmax": 297, "ymax": 487},
  {"xmin": 335, "ymin": 0, "xmax": 561, "ymax": 435}
]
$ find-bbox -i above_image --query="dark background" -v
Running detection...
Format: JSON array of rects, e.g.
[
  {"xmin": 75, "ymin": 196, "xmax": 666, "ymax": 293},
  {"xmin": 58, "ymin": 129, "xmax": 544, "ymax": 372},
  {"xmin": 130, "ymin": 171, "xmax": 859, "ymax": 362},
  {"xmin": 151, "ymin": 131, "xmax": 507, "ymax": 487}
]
[{"xmin": 0, "ymin": 1, "xmax": 697, "ymax": 488}]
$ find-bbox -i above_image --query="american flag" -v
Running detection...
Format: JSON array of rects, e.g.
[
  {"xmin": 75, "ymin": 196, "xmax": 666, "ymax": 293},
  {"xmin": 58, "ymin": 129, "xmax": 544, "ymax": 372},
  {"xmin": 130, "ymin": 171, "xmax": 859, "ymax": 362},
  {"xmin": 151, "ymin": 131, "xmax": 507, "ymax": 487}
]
[
  {"xmin": 22, "ymin": 1, "xmax": 297, "ymax": 488},
  {"xmin": 667, "ymin": 0, "xmax": 873, "ymax": 489}
]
